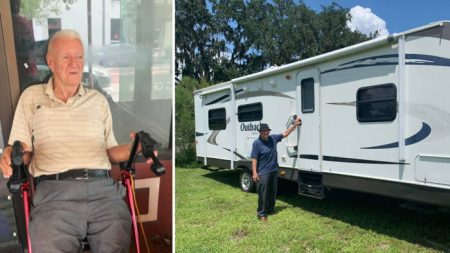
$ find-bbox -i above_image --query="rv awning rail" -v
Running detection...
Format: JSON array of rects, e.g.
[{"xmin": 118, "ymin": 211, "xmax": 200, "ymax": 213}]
[
  {"xmin": 399, "ymin": 20, "xmax": 448, "ymax": 36},
  {"xmin": 232, "ymin": 35, "xmax": 398, "ymax": 84},
  {"xmin": 193, "ymin": 82, "xmax": 233, "ymax": 96},
  {"xmin": 232, "ymin": 21, "xmax": 447, "ymax": 84}
]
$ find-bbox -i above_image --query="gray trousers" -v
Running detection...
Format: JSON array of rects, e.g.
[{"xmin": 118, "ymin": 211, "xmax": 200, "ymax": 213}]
[
  {"xmin": 256, "ymin": 170, "xmax": 278, "ymax": 217},
  {"xmin": 29, "ymin": 178, "xmax": 131, "ymax": 253}
]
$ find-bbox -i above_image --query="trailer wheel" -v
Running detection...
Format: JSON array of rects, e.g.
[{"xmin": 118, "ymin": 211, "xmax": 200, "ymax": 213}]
[{"xmin": 239, "ymin": 169, "xmax": 255, "ymax": 192}]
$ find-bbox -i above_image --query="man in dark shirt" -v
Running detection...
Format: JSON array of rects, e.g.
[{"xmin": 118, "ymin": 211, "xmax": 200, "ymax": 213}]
[{"xmin": 251, "ymin": 118, "xmax": 302, "ymax": 221}]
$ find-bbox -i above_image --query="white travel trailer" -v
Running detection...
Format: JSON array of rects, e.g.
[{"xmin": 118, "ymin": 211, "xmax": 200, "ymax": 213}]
[{"xmin": 193, "ymin": 21, "xmax": 450, "ymax": 207}]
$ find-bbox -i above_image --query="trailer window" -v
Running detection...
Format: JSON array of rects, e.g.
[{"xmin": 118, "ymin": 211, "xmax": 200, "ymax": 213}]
[
  {"xmin": 301, "ymin": 78, "xmax": 315, "ymax": 113},
  {"xmin": 357, "ymin": 84, "xmax": 397, "ymax": 122},
  {"xmin": 238, "ymin": 103, "xmax": 263, "ymax": 122},
  {"xmin": 209, "ymin": 108, "xmax": 226, "ymax": 130}
]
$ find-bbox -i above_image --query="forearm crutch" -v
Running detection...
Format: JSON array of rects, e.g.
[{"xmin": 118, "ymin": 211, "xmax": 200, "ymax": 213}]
[
  {"xmin": 7, "ymin": 141, "xmax": 32, "ymax": 253},
  {"xmin": 120, "ymin": 131, "xmax": 165, "ymax": 253}
]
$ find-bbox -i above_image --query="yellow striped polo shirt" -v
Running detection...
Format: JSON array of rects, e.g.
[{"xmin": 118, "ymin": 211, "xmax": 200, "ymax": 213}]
[{"xmin": 8, "ymin": 78, "xmax": 118, "ymax": 176}]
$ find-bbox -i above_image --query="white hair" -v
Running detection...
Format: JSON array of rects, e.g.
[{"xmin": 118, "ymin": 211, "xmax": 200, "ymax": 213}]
[{"xmin": 47, "ymin": 29, "xmax": 83, "ymax": 56}]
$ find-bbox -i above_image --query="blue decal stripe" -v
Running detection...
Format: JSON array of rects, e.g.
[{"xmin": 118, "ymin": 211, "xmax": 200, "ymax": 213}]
[
  {"xmin": 205, "ymin": 94, "xmax": 230, "ymax": 105},
  {"xmin": 322, "ymin": 62, "xmax": 397, "ymax": 74},
  {"xmin": 361, "ymin": 122, "xmax": 431, "ymax": 149},
  {"xmin": 323, "ymin": 156, "xmax": 409, "ymax": 165},
  {"xmin": 203, "ymin": 89, "xmax": 244, "ymax": 106},
  {"xmin": 406, "ymin": 54, "xmax": 450, "ymax": 67},
  {"xmin": 322, "ymin": 54, "xmax": 450, "ymax": 75},
  {"xmin": 289, "ymin": 154, "xmax": 409, "ymax": 164},
  {"xmin": 298, "ymin": 154, "xmax": 408, "ymax": 165},
  {"xmin": 299, "ymin": 154, "xmax": 318, "ymax": 160},
  {"xmin": 338, "ymin": 54, "xmax": 398, "ymax": 66},
  {"xmin": 223, "ymin": 147, "xmax": 247, "ymax": 160}
]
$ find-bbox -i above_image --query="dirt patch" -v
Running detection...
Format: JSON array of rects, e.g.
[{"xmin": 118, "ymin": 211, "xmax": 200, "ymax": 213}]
[{"xmin": 231, "ymin": 228, "xmax": 248, "ymax": 240}]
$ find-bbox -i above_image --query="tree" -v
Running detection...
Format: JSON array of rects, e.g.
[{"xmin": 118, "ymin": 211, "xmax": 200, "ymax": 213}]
[
  {"xmin": 176, "ymin": 0, "xmax": 372, "ymax": 84},
  {"xmin": 210, "ymin": 0, "xmax": 253, "ymax": 79},
  {"xmin": 175, "ymin": 0, "xmax": 225, "ymax": 82},
  {"xmin": 19, "ymin": 0, "xmax": 77, "ymax": 21},
  {"xmin": 316, "ymin": 2, "xmax": 369, "ymax": 55},
  {"xmin": 244, "ymin": 0, "xmax": 319, "ymax": 67}
]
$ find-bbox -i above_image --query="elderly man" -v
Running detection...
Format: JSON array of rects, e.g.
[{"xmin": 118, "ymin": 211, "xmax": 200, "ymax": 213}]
[
  {"xmin": 251, "ymin": 118, "xmax": 302, "ymax": 222},
  {"xmin": 0, "ymin": 30, "xmax": 137, "ymax": 252}
]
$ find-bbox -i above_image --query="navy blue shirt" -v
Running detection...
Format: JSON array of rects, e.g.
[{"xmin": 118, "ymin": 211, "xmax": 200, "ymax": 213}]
[{"xmin": 250, "ymin": 134, "xmax": 283, "ymax": 175}]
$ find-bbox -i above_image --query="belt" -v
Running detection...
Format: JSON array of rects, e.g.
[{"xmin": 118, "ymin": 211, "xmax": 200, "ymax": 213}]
[{"xmin": 36, "ymin": 169, "xmax": 111, "ymax": 182}]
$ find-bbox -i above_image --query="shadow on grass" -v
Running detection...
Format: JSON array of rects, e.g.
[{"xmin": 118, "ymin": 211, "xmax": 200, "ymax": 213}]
[{"xmin": 202, "ymin": 169, "xmax": 450, "ymax": 252}]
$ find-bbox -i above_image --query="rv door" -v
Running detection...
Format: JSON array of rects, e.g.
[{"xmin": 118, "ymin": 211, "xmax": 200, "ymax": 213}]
[
  {"xmin": 199, "ymin": 88, "xmax": 234, "ymax": 169},
  {"xmin": 296, "ymin": 68, "xmax": 321, "ymax": 172}
]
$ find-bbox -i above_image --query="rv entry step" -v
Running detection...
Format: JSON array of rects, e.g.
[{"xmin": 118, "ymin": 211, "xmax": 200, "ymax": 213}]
[{"xmin": 298, "ymin": 172, "xmax": 325, "ymax": 199}]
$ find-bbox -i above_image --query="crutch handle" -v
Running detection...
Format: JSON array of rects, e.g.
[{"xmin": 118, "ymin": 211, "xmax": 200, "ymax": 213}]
[
  {"xmin": 12, "ymin": 141, "xmax": 23, "ymax": 166},
  {"xmin": 137, "ymin": 131, "xmax": 165, "ymax": 176},
  {"xmin": 7, "ymin": 141, "xmax": 23, "ymax": 193},
  {"xmin": 120, "ymin": 131, "xmax": 165, "ymax": 176}
]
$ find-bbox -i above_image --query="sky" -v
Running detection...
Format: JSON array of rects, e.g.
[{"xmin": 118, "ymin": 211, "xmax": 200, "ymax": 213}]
[{"xmin": 302, "ymin": 0, "xmax": 450, "ymax": 36}]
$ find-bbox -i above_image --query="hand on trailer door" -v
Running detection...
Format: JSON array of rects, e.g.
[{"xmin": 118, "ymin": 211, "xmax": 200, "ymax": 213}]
[
  {"xmin": 294, "ymin": 116, "xmax": 302, "ymax": 126},
  {"xmin": 282, "ymin": 116, "xmax": 302, "ymax": 138},
  {"xmin": 0, "ymin": 142, "xmax": 31, "ymax": 178}
]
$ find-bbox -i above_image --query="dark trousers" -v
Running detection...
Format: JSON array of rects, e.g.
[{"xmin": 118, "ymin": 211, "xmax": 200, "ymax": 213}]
[
  {"xmin": 29, "ymin": 178, "xmax": 131, "ymax": 253},
  {"xmin": 256, "ymin": 170, "xmax": 278, "ymax": 217}
]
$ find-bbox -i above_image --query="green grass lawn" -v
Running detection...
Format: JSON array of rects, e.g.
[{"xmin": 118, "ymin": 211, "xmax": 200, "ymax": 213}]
[{"xmin": 176, "ymin": 166, "xmax": 450, "ymax": 253}]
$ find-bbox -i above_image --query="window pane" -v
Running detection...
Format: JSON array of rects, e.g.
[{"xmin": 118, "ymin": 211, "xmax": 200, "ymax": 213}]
[
  {"xmin": 47, "ymin": 18, "xmax": 61, "ymax": 37},
  {"xmin": 209, "ymin": 108, "xmax": 226, "ymax": 130},
  {"xmin": 301, "ymin": 78, "xmax": 314, "ymax": 113},
  {"xmin": 238, "ymin": 103, "xmax": 262, "ymax": 122},
  {"xmin": 357, "ymin": 101, "xmax": 396, "ymax": 122},
  {"xmin": 10, "ymin": 0, "xmax": 173, "ymax": 154},
  {"xmin": 8, "ymin": 0, "xmax": 172, "ymax": 247},
  {"xmin": 110, "ymin": 18, "xmax": 120, "ymax": 42},
  {"xmin": 357, "ymin": 84, "xmax": 396, "ymax": 122},
  {"xmin": 358, "ymin": 85, "xmax": 396, "ymax": 101}
]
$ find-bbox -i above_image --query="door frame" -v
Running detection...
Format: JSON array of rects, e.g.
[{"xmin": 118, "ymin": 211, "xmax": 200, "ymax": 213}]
[
  {"xmin": 0, "ymin": 0, "xmax": 20, "ymax": 147},
  {"xmin": 296, "ymin": 68, "xmax": 321, "ymax": 172}
]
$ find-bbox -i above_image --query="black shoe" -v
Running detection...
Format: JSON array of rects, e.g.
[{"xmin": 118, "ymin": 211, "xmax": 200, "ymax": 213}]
[{"xmin": 257, "ymin": 216, "xmax": 268, "ymax": 222}]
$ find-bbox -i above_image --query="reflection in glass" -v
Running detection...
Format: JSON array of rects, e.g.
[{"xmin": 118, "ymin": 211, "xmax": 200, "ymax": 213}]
[
  {"xmin": 11, "ymin": 0, "xmax": 38, "ymax": 89},
  {"xmin": 10, "ymin": 0, "xmax": 172, "ymax": 153},
  {"xmin": 6, "ymin": 1, "xmax": 172, "ymax": 251}
]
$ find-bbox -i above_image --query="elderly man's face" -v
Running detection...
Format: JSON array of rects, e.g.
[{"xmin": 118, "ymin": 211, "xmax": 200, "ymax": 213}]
[
  {"xmin": 260, "ymin": 129, "xmax": 270, "ymax": 140},
  {"xmin": 47, "ymin": 37, "xmax": 84, "ymax": 87}
]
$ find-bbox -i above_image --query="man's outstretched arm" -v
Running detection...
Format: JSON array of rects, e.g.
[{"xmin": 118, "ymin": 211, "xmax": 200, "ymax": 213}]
[{"xmin": 282, "ymin": 117, "xmax": 302, "ymax": 138}]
